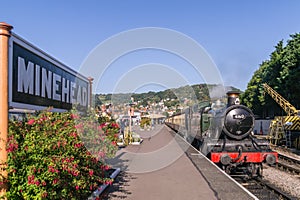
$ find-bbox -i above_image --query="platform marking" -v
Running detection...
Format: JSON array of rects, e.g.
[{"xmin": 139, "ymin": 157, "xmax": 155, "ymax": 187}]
[{"xmin": 190, "ymin": 153, "xmax": 202, "ymax": 156}]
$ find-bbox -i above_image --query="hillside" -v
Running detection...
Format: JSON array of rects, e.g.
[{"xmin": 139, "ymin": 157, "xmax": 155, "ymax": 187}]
[{"xmin": 94, "ymin": 84, "xmax": 241, "ymax": 108}]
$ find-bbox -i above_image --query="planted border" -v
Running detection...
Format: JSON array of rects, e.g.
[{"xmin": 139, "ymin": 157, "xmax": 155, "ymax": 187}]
[{"xmin": 1, "ymin": 110, "xmax": 118, "ymax": 199}]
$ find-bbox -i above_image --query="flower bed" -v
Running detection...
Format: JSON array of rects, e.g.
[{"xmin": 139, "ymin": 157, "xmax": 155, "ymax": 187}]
[{"xmin": 1, "ymin": 110, "xmax": 118, "ymax": 199}]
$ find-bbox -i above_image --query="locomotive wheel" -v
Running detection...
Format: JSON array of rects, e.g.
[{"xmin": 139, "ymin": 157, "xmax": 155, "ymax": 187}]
[
  {"xmin": 257, "ymin": 164, "xmax": 263, "ymax": 177},
  {"xmin": 223, "ymin": 165, "xmax": 232, "ymax": 174}
]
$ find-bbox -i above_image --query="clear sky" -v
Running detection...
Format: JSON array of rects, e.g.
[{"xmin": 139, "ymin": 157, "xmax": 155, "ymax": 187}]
[{"xmin": 1, "ymin": 0, "xmax": 300, "ymax": 94}]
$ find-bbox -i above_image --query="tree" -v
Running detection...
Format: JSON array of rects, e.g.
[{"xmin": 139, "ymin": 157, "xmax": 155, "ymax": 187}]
[{"xmin": 242, "ymin": 33, "xmax": 300, "ymax": 118}]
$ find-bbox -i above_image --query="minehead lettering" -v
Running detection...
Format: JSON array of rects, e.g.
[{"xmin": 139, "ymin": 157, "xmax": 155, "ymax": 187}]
[
  {"xmin": 17, "ymin": 57, "xmax": 34, "ymax": 95},
  {"xmin": 17, "ymin": 56, "xmax": 88, "ymax": 106}
]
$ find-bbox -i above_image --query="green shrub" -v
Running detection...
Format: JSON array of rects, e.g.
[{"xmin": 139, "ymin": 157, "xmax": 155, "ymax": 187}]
[
  {"xmin": 140, "ymin": 117, "xmax": 151, "ymax": 128},
  {"xmin": 2, "ymin": 110, "xmax": 117, "ymax": 199},
  {"xmin": 99, "ymin": 122, "xmax": 120, "ymax": 144}
]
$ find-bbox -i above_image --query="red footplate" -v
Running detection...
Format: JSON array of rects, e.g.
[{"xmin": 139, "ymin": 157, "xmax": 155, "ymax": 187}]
[{"xmin": 211, "ymin": 152, "xmax": 278, "ymax": 163}]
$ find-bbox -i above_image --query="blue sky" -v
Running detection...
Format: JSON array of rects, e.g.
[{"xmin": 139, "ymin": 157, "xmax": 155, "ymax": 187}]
[{"xmin": 1, "ymin": 0, "xmax": 300, "ymax": 94}]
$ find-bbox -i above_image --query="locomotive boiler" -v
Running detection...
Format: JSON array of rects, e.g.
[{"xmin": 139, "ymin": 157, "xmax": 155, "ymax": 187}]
[{"xmin": 165, "ymin": 91, "xmax": 278, "ymax": 177}]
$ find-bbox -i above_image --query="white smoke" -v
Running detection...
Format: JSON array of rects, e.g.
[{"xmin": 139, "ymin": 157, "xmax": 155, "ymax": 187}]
[{"xmin": 209, "ymin": 84, "xmax": 226, "ymax": 99}]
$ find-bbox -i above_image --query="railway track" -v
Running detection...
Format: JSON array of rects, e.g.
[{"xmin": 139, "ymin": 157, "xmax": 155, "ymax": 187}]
[
  {"xmin": 276, "ymin": 153, "xmax": 300, "ymax": 175},
  {"xmin": 235, "ymin": 176, "xmax": 297, "ymax": 200},
  {"xmin": 233, "ymin": 151, "xmax": 300, "ymax": 199}
]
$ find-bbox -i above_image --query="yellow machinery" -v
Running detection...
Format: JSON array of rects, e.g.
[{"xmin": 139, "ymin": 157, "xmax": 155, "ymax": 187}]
[{"xmin": 263, "ymin": 83, "xmax": 300, "ymax": 148}]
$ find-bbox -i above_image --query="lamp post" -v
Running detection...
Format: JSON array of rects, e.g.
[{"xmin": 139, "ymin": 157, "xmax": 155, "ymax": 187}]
[
  {"xmin": 126, "ymin": 97, "xmax": 135, "ymax": 145},
  {"xmin": 128, "ymin": 103, "xmax": 134, "ymax": 133}
]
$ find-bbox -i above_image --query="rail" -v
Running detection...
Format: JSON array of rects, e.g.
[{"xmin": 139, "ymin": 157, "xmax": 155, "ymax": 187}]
[
  {"xmin": 276, "ymin": 153, "xmax": 300, "ymax": 175},
  {"xmin": 236, "ymin": 176, "xmax": 296, "ymax": 200}
]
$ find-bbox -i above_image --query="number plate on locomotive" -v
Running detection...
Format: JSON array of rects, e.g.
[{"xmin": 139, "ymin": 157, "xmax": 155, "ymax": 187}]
[{"xmin": 233, "ymin": 114, "xmax": 245, "ymax": 119}]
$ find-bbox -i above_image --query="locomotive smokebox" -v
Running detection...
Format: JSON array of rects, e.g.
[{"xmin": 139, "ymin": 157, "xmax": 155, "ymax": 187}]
[{"xmin": 227, "ymin": 91, "xmax": 240, "ymax": 107}]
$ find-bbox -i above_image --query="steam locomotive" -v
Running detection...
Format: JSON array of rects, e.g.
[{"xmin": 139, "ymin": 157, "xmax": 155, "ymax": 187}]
[{"xmin": 165, "ymin": 91, "xmax": 278, "ymax": 177}]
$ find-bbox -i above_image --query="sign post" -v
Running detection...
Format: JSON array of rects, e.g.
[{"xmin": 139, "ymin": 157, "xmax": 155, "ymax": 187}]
[
  {"xmin": 88, "ymin": 77, "xmax": 94, "ymax": 109},
  {"xmin": 0, "ymin": 22, "xmax": 13, "ymax": 196}
]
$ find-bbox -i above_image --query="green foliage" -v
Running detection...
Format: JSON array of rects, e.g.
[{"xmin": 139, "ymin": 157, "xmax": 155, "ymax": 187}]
[
  {"xmin": 242, "ymin": 33, "xmax": 300, "ymax": 117},
  {"xmin": 93, "ymin": 84, "xmax": 212, "ymax": 109},
  {"xmin": 98, "ymin": 115, "xmax": 110, "ymax": 124},
  {"xmin": 163, "ymin": 99, "xmax": 180, "ymax": 108},
  {"xmin": 2, "ymin": 110, "xmax": 117, "ymax": 199},
  {"xmin": 98, "ymin": 121, "xmax": 120, "ymax": 143},
  {"xmin": 140, "ymin": 117, "xmax": 151, "ymax": 128}
]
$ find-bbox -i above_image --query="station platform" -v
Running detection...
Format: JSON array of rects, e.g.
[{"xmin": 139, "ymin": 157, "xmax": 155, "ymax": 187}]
[{"xmin": 102, "ymin": 125, "xmax": 257, "ymax": 200}]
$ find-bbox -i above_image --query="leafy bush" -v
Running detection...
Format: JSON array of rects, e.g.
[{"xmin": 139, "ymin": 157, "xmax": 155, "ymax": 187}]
[
  {"xmin": 97, "ymin": 115, "xmax": 110, "ymax": 124},
  {"xmin": 2, "ymin": 110, "xmax": 117, "ymax": 199},
  {"xmin": 140, "ymin": 117, "xmax": 151, "ymax": 128},
  {"xmin": 99, "ymin": 122, "xmax": 120, "ymax": 143}
]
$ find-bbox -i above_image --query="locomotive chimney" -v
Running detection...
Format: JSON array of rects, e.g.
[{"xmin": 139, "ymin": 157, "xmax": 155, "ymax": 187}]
[{"xmin": 227, "ymin": 91, "xmax": 240, "ymax": 107}]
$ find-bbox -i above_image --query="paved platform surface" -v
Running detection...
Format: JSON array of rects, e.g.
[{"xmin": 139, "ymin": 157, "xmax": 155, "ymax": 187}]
[{"xmin": 102, "ymin": 124, "xmax": 257, "ymax": 200}]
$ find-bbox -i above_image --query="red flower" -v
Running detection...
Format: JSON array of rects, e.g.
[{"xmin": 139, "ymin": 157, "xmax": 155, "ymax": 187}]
[
  {"xmin": 99, "ymin": 123, "xmax": 106, "ymax": 129},
  {"xmin": 38, "ymin": 116, "xmax": 47, "ymax": 123},
  {"xmin": 89, "ymin": 170, "xmax": 94, "ymax": 176},
  {"xmin": 111, "ymin": 123, "xmax": 119, "ymax": 128},
  {"xmin": 75, "ymin": 185, "xmax": 79, "ymax": 190},
  {"xmin": 69, "ymin": 132, "xmax": 77, "ymax": 138},
  {"xmin": 101, "ymin": 165, "xmax": 110, "ymax": 170},
  {"xmin": 7, "ymin": 142, "xmax": 18, "ymax": 153},
  {"xmin": 74, "ymin": 143, "xmax": 82, "ymax": 148},
  {"xmin": 27, "ymin": 175, "xmax": 35, "ymax": 184},
  {"xmin": 74, "ymin": 123, "xmax": 83, "ymax": 129},
  {"xmin": 105, "ymin": 180, "xmax": 113, "ymax": 185},
  {"xmin": 48, "ymin": 166, "xmax": 56, "ymax": 173},
  {"xmin": 98, "ymin": 151, "xmax": 105, "ymax": 158},
  {"xmin": 27, "ymin": 119, "xmax": 35, "ymax": 125},
  {"xmin": 42, "ymin": 192, "xmax": 48, "ymax": 198},
  {"xmin": 70, "ymin": 113, "xmax": 79, "ymax": 119},
  {"xmin": 52, "ymin": 178, "xmax": 59, "ymax": 184},
  {"xmin": 35, "ymin": 181, "xmax": 40, "ymax": 186}
]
